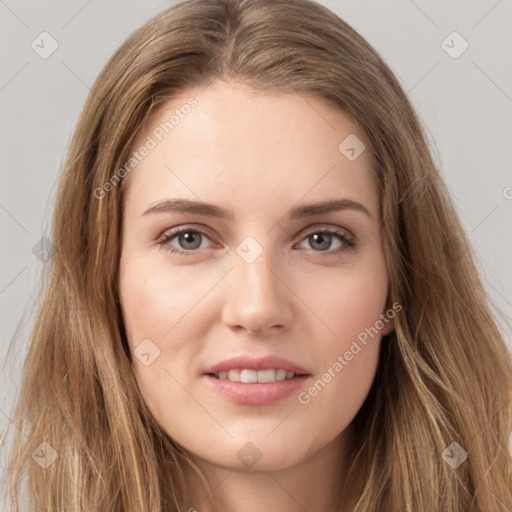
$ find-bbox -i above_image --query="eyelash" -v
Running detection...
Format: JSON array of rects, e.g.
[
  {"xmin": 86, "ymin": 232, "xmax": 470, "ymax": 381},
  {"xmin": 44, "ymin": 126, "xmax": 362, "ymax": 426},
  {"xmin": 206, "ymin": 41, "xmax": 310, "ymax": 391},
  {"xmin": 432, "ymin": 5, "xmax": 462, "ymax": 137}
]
[{"xmin": 158, "ymin": 225, "xmax": 356, "ymax": 258}]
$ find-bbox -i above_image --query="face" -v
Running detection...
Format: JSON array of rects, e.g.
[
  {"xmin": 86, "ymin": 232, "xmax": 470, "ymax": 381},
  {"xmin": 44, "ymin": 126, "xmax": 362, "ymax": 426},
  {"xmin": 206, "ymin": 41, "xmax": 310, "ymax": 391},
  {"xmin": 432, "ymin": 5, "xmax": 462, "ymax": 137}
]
[{"xmin": 118, "ymin": 79, "xmax": 392, "ymax": 473}]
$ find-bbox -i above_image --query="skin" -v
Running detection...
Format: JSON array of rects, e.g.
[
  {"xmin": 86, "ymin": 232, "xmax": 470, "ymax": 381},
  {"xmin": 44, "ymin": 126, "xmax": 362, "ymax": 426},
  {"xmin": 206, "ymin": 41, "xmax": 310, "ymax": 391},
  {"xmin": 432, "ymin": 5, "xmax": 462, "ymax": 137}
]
[{"xmin": 118, "ymin": 79, "xmax": 392, "ymax": 512}]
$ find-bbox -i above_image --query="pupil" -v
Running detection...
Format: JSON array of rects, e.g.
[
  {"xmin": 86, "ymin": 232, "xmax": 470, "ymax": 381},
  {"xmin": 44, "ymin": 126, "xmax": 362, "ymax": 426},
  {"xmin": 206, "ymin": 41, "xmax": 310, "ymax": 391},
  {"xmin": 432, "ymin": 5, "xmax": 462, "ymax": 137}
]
[
  {"xmin": 180, "ymin": 232, "xmax": 201, "ymax": 250},
  {"xmin": 310, "ymin": 233, "xmax": 331, "ymax": 251}
]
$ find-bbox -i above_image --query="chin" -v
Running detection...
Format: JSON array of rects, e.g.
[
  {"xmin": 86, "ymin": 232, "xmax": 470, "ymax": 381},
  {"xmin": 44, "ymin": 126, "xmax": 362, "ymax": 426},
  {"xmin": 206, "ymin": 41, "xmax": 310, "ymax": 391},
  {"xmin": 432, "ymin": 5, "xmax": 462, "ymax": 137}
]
[{"xmin": 206, "ymin": 451, "xmax": 302, "ymax": 472}]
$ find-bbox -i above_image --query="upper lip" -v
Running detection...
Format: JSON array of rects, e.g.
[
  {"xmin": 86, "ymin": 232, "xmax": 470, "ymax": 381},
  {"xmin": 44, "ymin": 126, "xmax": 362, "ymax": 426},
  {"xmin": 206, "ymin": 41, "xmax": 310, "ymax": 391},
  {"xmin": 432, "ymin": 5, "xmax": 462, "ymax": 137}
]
[{"xmin": 203, "ymin": 355, "xmax": 310, "ymax": 375}]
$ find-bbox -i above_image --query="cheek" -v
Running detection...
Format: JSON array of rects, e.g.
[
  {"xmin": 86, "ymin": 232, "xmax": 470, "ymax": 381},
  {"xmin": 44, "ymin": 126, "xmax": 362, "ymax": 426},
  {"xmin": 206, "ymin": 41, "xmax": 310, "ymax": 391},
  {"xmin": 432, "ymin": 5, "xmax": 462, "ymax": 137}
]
[
  {"xmin": 119, "ymin": 257, "xmax": 206, "ymax": 348},
  {"xmin": 118, "ymin": 258, "xmax": 204, "ymax": 427},
  {"xmin": 303, "ymin": 260, "xmax": 389, "ymax": 345},
  {"xmin": 295, "ymin": 282, "xmax": 386, "ymax": 440},
  {"xmin": 119, "ymin": 265, "xmax": 165, "ymax": 346},
  {"xmin": 294, "ymin": 259, "xmax": 388, "ymax": 410},
  {"xmin": 331, "ymin": 277, "xmax": 387, "ymax": 340}
]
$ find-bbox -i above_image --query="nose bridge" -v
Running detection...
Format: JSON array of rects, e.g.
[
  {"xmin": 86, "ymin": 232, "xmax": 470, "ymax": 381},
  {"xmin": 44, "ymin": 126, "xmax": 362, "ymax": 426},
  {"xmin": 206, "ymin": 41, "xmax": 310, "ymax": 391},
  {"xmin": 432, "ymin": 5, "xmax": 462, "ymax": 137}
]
[
  {"xmin": 237, "ymin": 245, "xmax": 279, "ymax": 296},
  {"xmin": 221, "ymin": 238, "xmax": 293, "ymax": 333}
]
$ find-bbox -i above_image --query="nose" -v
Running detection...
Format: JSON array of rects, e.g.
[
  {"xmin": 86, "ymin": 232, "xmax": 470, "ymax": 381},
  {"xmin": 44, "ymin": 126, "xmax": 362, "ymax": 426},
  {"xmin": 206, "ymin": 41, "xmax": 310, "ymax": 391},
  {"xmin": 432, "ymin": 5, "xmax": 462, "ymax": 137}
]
[{"xmin": 221, "ymin": 246, "xmax": 294, "ymax": 335}]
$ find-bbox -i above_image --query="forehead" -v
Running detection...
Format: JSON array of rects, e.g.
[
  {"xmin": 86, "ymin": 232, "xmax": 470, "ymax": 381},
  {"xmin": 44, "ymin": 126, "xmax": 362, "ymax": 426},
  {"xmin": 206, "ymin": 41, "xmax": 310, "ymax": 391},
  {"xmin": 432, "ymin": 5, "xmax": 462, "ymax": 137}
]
[{"xmin": 123, "ymin": 80, "xmax": 379, "ymax": 218}]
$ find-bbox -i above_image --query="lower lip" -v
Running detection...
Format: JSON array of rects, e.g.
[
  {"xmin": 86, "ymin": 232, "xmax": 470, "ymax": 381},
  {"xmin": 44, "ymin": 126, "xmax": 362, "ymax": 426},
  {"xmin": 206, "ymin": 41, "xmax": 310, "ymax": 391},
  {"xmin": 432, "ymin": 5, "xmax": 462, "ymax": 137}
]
[{"xmin": 203, "ymin": 374, "xmax": 310, "ymax": 405}]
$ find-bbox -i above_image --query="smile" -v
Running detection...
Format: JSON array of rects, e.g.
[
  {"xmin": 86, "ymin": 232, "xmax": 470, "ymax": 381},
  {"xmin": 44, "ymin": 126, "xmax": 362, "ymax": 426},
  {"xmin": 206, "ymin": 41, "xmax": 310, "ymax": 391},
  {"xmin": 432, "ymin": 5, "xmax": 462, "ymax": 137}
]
[{"xmin": 211, "ymin": 368, "xmax": 297, "ymax": 383}]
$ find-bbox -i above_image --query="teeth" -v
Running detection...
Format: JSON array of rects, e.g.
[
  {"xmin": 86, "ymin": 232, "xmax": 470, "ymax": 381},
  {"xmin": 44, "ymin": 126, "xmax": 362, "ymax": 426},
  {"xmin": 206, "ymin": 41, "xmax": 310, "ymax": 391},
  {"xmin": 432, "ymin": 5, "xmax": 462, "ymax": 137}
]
[
  {"xmin": 257, "ymin": 369, "xmax": 276, "ymax": 383},
  {"xmin": 276, "ymin": 369, "xmax": 287, "ymax": 381},
  {"xmin": 214, "ymin": 369, "xmax": 297, "ymax": 383},
  {"xmin": 240, "ymin": 369, "xmax": 258, "ymax": 383},
  {"xmin": 227, "ymin": 369, "xmax": 241, "ymax": 382}
]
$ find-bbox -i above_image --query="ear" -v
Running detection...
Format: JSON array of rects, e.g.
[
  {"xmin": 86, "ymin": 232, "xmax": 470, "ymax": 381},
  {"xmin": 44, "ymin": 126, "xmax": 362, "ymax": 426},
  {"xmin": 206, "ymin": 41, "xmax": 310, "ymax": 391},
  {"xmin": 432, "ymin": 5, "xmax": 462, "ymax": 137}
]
[
  {"xmin": 380, "ymin": 293, "xmax": 399, "ymax": 336},
  {"xmin": 380, "ymin": 316, "xmax": 395, "ymax": 336}
]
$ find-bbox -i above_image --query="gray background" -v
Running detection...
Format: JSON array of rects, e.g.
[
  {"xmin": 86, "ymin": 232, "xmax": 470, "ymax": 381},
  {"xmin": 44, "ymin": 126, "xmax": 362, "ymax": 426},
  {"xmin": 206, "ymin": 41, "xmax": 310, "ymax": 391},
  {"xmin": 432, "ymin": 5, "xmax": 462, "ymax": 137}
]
[{"xmin": 1, "ymin": 0, "xmax": 511, "ymax": 503}]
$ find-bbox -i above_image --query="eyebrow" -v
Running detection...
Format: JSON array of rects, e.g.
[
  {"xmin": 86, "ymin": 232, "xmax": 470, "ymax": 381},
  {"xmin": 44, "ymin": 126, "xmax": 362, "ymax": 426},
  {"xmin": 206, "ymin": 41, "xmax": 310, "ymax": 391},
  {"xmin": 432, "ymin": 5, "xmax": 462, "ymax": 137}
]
[{"xmin": 142, "ymin": 197, "xmax": 372, "ymax": 220}]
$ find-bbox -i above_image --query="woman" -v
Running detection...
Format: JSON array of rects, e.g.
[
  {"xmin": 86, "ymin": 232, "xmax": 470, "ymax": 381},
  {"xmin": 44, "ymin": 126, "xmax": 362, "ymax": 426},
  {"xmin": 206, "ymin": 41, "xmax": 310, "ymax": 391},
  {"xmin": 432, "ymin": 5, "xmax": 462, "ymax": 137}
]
[{"xmin": 3, "ymin": 0, "xmax": 511, "ymax": 510}]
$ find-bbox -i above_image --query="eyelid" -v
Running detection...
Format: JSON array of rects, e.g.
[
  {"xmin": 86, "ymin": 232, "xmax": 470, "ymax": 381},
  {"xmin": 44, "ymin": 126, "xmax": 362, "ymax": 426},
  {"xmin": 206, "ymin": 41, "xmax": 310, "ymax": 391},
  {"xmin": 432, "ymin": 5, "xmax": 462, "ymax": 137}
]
[
  {"xmin": 159, "ymin": 223, "xmax": 354, "ymax": 241},
  {"xmin": 158, "ymin": 223, "xmax": 217, "ymax": 242},
  {"xmin": 299, "ymin": 224, "xmax": 354, "ymax": 241}
]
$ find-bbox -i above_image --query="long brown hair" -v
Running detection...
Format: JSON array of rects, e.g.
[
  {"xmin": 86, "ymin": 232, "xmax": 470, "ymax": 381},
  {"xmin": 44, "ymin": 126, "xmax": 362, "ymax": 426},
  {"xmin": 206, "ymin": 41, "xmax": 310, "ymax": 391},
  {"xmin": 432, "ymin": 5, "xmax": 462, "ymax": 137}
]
[{"xmin": 2, "ymin": 0, "xmax": 511, "ymax": 510}]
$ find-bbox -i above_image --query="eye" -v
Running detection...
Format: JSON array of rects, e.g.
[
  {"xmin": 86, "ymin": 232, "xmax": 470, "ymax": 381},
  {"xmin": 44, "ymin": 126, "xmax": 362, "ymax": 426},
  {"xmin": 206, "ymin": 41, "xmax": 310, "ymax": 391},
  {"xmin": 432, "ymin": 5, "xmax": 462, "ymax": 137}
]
[
  {"xmin": 296, "ymin": 228, "xmax": 355, "ymax": 255},
  {"xmin": 158, "ymin": 227, "xmax": 214, "ymax": 255},
  {"xmin": 158, "ymin": 225, "xmax": 356, "ymax": 257}
]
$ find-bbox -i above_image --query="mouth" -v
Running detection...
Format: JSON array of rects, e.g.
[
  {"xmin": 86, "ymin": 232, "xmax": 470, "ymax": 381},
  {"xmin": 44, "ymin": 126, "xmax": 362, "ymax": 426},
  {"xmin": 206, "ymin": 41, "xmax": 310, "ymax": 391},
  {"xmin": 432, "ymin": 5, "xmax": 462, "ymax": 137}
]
[
  {"xmin": 202, "ymin": 355, "xmax": 312, "ymax": 405},
  {"xmin": 203, "ymin": 369, "xmax": 311, "ymax": 406},
  {"xmin": 206, "ymin": 368, "xmax": 307, "ymax": 383}
]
